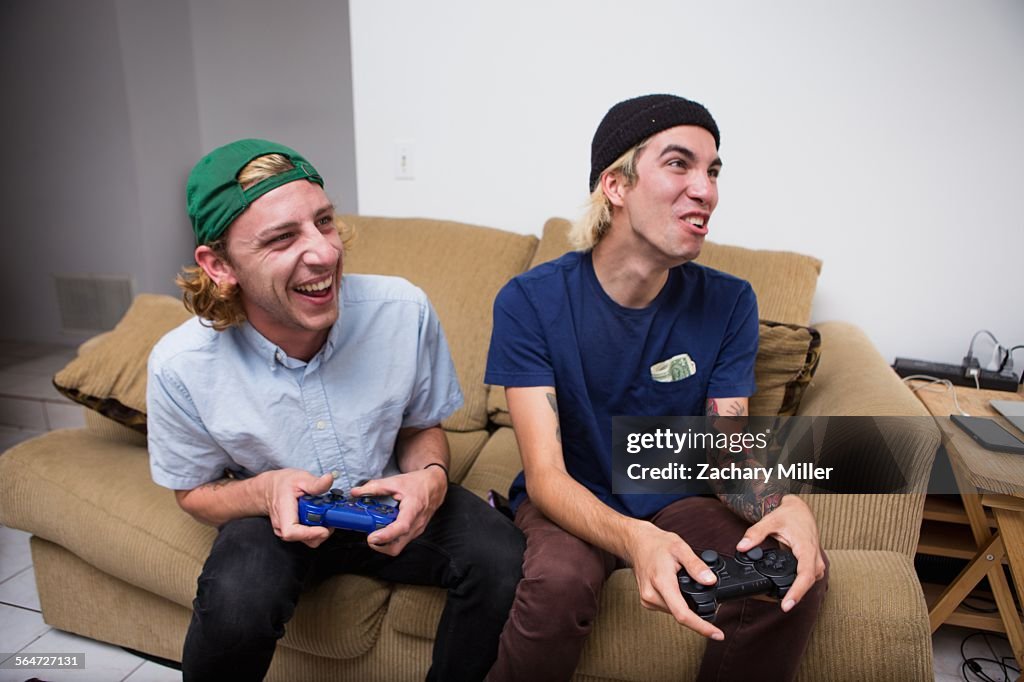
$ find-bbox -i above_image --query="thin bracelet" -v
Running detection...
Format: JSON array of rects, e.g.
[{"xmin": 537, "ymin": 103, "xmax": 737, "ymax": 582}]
[{"xmin": 423, "ymin": 462, "xmax": 449, "ymax": 480}]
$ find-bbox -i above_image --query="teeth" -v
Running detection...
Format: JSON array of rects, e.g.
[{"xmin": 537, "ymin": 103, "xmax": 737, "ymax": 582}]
[
  {"xmin": 685, "ymin": 216, "xmax": 705, "ymax": 227},
  {"xmin": 294, "ymin": 275, "xmax": 333, "ymax": 293}
]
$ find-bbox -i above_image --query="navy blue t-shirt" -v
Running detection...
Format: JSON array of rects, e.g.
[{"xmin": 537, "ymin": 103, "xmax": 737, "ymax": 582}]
[{"xmin": 485, "ymin": 250, "xmax": 759, "ymax": 519}]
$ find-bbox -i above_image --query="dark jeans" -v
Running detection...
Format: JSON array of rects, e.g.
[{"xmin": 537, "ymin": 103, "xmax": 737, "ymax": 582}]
[
  {"xmin": 182, "ymin": 484, "xmax": 525, "ymax": 682},
  {"xmin": 487, "ymin": 495, "xmax": 829, "ymax": 682}
]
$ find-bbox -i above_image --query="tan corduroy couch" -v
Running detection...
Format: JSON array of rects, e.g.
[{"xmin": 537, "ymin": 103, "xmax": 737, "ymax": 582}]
[{"xmin": 0, "ymin": 216, "xmax": 939, "ymax": 681}]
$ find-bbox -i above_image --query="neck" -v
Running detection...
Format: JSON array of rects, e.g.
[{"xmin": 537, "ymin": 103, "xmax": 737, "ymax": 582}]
[
  {"xmin": 591, "ymin": 239, "xmax": 671, "ymax": 309},
  {"xmin": 278, "ymin": 332, "xmax": 328, "ymax": 362},
  {"xmin": 249, "ymin": 323, "xmax": 329, "ymax": 363}
]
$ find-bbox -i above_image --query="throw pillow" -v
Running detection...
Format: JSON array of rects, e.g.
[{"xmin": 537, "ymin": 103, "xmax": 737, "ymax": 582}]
[{"xmin": 53, "ymin": 294, "xmax": 191, "ymax": 434}]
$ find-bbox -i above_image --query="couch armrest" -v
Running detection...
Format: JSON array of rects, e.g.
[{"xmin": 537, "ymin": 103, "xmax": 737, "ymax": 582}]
[
  {"xmin": 798, "ymin": 321, "xmax": 929, "ymax": 418},
  {"xmin": 795, "ymin": 321, "xmax": 941, "ymax": 556}
]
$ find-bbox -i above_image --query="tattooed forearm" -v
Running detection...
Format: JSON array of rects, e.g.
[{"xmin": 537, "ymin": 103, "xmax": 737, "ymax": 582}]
[
  {"xmin": 708, "ymin": 444, "xmax": 787, "ymax": 522},
  {"xmin": 704, "ymin": 398, "xmax": 783, "ymax": 522},
  {"xmin": 546, "ymin": 392, "xmax": 561, "ymax": 443},
  {"xmin": 705, "ymin": 398, "xmax": 747, "ymax": 417},
  {"xmin": 198, "ymin": 477, "xmax": 236, "ymax": 491},
  {"xmin": 719, "ymin": 484, "xmax": 785, "ymax": 523},
  {"xmin": 708, "ymin": 446, "xmax": 787, "ymax": 522}
]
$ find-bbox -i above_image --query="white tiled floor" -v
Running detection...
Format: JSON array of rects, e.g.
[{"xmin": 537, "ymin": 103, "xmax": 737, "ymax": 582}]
[
  {"xmin": 0, "ymin": 340, "xmax": 182, "ymax": 681},
  {"xmin": 0, "ymin": 340, "xmax": 1020, "ymax": 681}
]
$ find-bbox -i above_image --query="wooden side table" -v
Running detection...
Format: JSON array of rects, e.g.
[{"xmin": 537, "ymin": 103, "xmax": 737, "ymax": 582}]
[{"xmin": 910, "ymin": 381, "xmax": 1024, "ymax": 668}]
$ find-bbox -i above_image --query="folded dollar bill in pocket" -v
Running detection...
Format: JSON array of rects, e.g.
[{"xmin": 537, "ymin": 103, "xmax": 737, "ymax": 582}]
[{"xmin": 650, "ymin": 353, "xmax": 697, "ymax": 382}]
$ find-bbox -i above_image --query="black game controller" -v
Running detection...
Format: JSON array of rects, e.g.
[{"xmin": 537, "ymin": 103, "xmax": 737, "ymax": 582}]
[{"xmin": 677, "ymin": 547, "xmax": 797, "ymax": 622}]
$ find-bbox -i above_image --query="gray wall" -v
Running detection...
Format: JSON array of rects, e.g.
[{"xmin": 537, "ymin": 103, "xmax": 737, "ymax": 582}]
[{"xmin": 0, "ymin": 0, "xmax": 357, "ymax": 346}]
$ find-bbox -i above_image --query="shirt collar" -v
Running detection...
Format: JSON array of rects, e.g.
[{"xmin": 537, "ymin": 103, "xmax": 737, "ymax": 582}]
[{"xmin": 237, "ymin": 313, "xmax": 342, "ymax": 372}]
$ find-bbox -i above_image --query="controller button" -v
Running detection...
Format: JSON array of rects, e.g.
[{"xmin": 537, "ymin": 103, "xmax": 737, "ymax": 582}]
[
  {"xmin": 306, "ymin": 513, "xmax": 322, "ymax": 523},
  {"xmin": 700, "ymin": 549, "xmax": 720, "ymax": 566},
  {"xmin": 746, "ymin": 547, "xmax": 764, "ymax": 561}
]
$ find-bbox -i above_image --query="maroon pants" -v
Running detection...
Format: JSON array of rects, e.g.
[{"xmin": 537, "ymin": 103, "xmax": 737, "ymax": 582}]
[{"xmin": 487, "ymin": 496, "xmax": 828, "ymax": 682}]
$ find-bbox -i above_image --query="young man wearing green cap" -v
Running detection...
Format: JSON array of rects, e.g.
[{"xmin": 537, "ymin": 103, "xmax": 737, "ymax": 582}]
[
  {"xmin": 147, "ymin": 139, "xmax": 524, "ymax": 681},
  {"xmin": 484, "ymin": 95, "xmax": 828, "ymax": 681}
]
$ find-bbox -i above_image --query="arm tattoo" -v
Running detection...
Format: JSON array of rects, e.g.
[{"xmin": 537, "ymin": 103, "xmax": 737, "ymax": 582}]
[
  {"xmin": 704, "ymin": 399, "xmax": 783, "ymax": 523},
  {"xmin": 198, "ymin": 477, "xmax": 235, "ymax": 491},
  {"xmin": 705, "ymin": 398, "xmax": 747, "ymax": 417},
  {"xmin": 546, "ymin": 392, "xmax": 561, "ymax": 443}
]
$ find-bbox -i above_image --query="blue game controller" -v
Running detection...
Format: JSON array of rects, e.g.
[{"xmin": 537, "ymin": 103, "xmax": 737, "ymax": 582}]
[
  {"xmin": 298, "ymin": 489, "xmax": 398, "ymax": 533},
  {"xmin": 678, "ymin": 547, "xmax": 797, "ymax": 622}
]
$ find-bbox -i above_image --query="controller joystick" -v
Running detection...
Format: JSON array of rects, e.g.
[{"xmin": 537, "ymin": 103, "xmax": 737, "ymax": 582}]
[
  {"xmin": 678, "ymin": 547, "xmax": 798, "ymax": 622},
  {"xmin": 298, "ymin": 492, "xmax": 398, "ymax": 534}
]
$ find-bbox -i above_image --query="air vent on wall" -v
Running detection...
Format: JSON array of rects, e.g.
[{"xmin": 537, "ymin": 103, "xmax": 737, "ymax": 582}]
[{"xmin": 53, "ymin": 274, "xmax": 134, "ymax": 334}]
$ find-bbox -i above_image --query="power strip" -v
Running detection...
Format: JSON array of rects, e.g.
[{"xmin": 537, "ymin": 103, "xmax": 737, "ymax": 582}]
[{"xmin": 893, "ymin": 357, "xmax": 1020, "ymax": 392}]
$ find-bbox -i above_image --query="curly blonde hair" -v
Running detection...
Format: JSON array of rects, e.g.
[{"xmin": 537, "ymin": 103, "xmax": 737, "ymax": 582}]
[
  {"xmin": 568, "ymin": 140, "xmax": 648, "ymax": 251},
  {"xmin": 176, "ymin": 153, "xmax": 354, "ymax": 330}
]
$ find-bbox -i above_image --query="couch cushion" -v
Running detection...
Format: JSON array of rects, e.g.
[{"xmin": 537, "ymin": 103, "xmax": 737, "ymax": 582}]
[
  {"xmin": 342, "ymin": 216, "xmax": 538, "ymax": 432},
  {"xmin": 0, "ymin": 430, "xmax": 392, "ymax": 659},
  {"xmin": 53, "ymin": 294, "xmax": 191, "ymax": 433},
  {"xmin": 384, "ymin": 550, "xmax": 930, "ymax": 682}
]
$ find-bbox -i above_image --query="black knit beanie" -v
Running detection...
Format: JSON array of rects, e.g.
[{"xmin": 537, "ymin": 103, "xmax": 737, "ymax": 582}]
[{"xmin": 589, "ymin": 94, "xmax": 720, "ymax": 191}]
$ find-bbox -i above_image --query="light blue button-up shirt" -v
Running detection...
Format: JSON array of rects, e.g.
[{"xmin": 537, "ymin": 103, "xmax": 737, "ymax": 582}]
[{"xmin": 146, "ymin": 274, "xmax": 463, "ymax": 493}]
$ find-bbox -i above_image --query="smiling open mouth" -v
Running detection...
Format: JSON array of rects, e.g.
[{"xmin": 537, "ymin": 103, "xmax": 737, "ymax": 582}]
[{"xmin": 293, "ymin": 275, "xmax": 333, "ymax": 298}]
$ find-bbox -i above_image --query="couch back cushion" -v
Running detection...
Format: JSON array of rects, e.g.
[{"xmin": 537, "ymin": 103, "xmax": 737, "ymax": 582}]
[
  {"xmin": 486, "ymin": 217, "xmax": 823, "ymax": 422},
  {"xmin": 341, "ymin": 215, "xmax": 538, "ymax": 431}
]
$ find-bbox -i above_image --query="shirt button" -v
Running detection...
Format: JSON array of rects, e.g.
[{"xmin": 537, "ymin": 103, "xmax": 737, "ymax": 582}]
[
  {"xmin": 275, "ymin": 351, "xmax": 284, "ymax": 362},
  {"xmin": 316, "ymin": 420, "xmax": 326, "ymax": 430},
  {"xmin": 331, "ymin": 470, "xmax": 340, "ymax": 479}
]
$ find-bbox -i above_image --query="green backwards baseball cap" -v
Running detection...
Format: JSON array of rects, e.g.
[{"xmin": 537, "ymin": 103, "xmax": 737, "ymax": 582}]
[{"xmin": 186, "ymin": 138, "xmax": 324, "ymax": 245}]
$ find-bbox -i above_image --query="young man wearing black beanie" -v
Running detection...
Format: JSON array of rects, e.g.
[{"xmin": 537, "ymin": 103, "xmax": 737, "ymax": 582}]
[{"xmin": 485, "ymin": 94, "xmax": 828, "ymax": 681}]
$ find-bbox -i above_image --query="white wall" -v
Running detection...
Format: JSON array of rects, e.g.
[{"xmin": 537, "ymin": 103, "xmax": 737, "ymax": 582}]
[
  {"xmin": 188, "ymin": 0, "xmax": 358, "ymax": 205},
  {"xmin": 350, "ymin": 0, "xmax": 1024, "ymax": 367},
  {"xmin": 0, "ymin": 0, "xmax": 358, "ymax": 346},
  {"xmin": 0, "ymin": 0, "xmax": 193, "ymax": 346}
]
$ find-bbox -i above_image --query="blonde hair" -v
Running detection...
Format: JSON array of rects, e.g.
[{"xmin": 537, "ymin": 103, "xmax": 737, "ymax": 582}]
[
  {"xmin": 176, "ymin": 153, "xmax": 354, "ymax": 330},
  {"xmin": 568, "ymin": 140, "xmax": 649, "ymax": 251}
]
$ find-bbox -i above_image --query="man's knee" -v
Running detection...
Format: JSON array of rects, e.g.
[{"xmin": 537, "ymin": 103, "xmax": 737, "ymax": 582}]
[
  {"xmin": 454, "ymin": 513, "xmax": 526, "ymax": 609},
  {"xmin": 512, "ymin": 568, "xmax": 602, "ymax": 639},
  {"xmin": 192, "ymin": 517, "xmax": 307, "ymax": 644}
]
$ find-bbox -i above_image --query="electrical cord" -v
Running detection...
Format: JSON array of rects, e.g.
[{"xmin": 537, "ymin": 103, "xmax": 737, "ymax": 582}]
[
  {"xmin": 963, "ymin": 329, "xmax": 1022, "ymax": 385},
  {"xmin": 968, "ymin": 330, "xmax": 1001, "ymax": 358},
  {"xmin": 958, "ymin": 631, "xmax": 1019, "ymax": 681},
  {"xmin": 997, "ymin": 345, "xmax": 1024, "ymax": 374},
  {"xmin": 902, "ymin": 375, "xmax": 969, "ymax": 416},
  {"xmin": 960, "ymin": 596, "xmax": 998, "ymax": 614}
]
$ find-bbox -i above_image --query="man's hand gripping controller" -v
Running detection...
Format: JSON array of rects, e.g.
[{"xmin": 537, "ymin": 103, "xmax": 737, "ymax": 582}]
[{"xmin": 678, "ymin": 547, "xmax": 797, "ymax": 622}]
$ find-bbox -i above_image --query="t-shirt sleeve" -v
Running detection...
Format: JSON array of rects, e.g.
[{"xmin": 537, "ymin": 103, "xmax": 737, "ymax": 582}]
[
  {"xmin": 400, "ymin": 294, "xmax": 464, "ymax": 429},
  {"xmin": 146, "ymin": 350, "xmax": 234, "ymax": 491},
  {"xmin": 706, "ymin": 282, "xmax": 759, "ymax": 399},
  {"xmin": 485, "ymin": 279, "xmax": 555, "ymax": 387}
]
